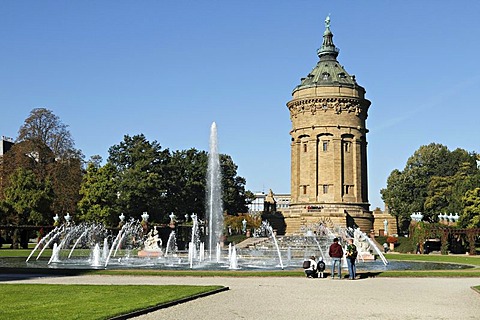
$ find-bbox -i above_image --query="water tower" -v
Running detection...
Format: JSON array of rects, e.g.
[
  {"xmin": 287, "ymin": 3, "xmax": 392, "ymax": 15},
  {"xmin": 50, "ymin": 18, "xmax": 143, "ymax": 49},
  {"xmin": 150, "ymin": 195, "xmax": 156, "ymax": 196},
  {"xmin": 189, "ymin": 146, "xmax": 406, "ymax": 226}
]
[{"xmin": 284, "ymin": 16, "xmax": 373, "ymax": 233}]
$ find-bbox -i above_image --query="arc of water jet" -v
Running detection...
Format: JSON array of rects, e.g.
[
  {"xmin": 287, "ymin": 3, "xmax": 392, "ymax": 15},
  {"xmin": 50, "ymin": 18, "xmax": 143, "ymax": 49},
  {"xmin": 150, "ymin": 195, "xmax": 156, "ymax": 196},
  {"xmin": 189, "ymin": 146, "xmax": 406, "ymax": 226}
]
[
  {"xmin": 312, "ymin": 236, "xmax": 326, "ymax": 261},
  {"xmin": 37, "ymin": 225, "xmax": 65, "ymax": 260},
  {"xmin": 26, "ymin": 227, "xmax": 58, "ymax": 262},
  {"xmin": 68, "ymin": 226, "xmax": 93, "ymax": 259},
  {"xmin": 105, "ymin": 224, "xmax": 126, "ymax": 268},
  {"xmin": 164, "ymin": 231, "xmax": 176, "ymax": 257}
]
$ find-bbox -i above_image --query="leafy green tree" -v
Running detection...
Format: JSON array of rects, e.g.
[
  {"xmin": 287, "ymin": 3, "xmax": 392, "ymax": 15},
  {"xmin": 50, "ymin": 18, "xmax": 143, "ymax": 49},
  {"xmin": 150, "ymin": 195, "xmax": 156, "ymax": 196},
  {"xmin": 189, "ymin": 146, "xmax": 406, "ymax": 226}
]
[
  {"xmin": 425, "ymin": 159, "xmax": 480, "ymax": 215},
  {"xmin": 168, "ymin": 149, "xmax": 208, "ymax": 219},
  {"xmin": 77, "ymin": 163, "xmax": 118, "ymax": 226},
  {"xmin": 98, "ymin": 134, "xmax": 252, "ymax": 224},
  {"xmin": 167, "ymin": 150, "xmax": 251, "ymax": 219},
  {"xmin": 380, "ymin": 169, "xmax": 414, "ymax": 230},
  {"xmin": 459, "ymin": 188, "xmax": 480, "ymax": 228},
  {"xmin": 220, "ymin": 154, "xmax": 249, "ymax": 215},
  {"xmin": 50, "ymin": 158, "xmax": 83, "ymax": 216},
  {"xmin": 381, "ymin": 143, "xmax": 480, "ymax": 232},
  {"xmin": 88, "ymin": 155, "xmax": 103, "ymax": 168},
  {"xmin": 1, "ymin": 168, "xmax": 53, "ymax": 225},
  {"xmin": 1, "ymin": 109, "xmax": 84, "ymax": 221},
  {"xmin": 0, "ymin": 140, "xmax": 56, "ymax": 187},
  {"xmin": 107, "ymin": 134, "xmax": 170, "ymax": 222}
]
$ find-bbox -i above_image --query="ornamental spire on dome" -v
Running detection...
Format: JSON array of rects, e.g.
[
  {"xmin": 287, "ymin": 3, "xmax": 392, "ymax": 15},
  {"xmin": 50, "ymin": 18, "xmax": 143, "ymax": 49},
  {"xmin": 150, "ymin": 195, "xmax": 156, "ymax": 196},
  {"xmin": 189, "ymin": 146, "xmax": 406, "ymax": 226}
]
[{"xmin": 317, "ymin": 14, "xmax": 339, "ymax": 60}]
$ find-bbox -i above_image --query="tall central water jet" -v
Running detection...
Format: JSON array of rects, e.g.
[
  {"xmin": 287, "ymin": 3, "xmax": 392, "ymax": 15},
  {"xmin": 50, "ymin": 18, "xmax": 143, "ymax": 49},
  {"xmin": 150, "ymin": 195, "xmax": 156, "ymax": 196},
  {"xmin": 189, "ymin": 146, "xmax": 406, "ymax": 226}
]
[{"xmin": 206, "ymin": 122, "xmax": 223, "ymax": 259}]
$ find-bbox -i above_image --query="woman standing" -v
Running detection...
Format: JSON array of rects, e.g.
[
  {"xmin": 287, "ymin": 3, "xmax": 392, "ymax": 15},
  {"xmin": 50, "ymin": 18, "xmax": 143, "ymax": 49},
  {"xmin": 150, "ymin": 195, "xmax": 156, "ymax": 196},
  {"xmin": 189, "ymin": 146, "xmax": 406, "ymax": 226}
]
[{"xmin": 346, "ymin": 238, "xmax": 358, "ymax": 280}]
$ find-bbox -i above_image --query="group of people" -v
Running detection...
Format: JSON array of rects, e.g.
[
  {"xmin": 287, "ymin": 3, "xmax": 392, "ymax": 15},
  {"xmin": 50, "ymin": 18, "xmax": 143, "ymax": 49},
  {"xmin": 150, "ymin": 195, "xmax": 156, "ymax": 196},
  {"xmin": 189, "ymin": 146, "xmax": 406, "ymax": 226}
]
[{"xmin": 304, "ymin": 237, "xmax": 358, "ymax": 280}]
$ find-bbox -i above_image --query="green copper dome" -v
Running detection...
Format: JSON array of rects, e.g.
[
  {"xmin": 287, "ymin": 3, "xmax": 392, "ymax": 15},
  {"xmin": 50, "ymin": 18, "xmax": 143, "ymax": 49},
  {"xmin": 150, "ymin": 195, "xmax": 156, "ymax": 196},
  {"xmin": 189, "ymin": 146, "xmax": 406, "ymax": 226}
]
[{"xmin": 293, "ymin": 16, "xmax": 364, "ymax": 94}]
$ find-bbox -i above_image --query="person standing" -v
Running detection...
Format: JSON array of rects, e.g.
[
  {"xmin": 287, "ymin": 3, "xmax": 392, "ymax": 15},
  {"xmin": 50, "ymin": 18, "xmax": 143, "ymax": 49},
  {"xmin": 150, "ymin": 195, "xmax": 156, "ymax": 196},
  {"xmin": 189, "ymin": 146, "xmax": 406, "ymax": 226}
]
[
  {"xmin": 329, "ymin": 237, "xmax": 343, "ymax": 279},
  {"xmin": 346, "ymin": 238, "xmax": 358, "ymax": 280}
]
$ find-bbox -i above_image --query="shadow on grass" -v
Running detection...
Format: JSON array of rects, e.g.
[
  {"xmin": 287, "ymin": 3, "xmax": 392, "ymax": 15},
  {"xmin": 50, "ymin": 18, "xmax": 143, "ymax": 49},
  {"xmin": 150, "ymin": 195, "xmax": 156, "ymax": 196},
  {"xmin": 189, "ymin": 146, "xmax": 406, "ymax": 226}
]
[{"xmin": 0, "ymin": 266, "xmax": 98, "ymax": 282}]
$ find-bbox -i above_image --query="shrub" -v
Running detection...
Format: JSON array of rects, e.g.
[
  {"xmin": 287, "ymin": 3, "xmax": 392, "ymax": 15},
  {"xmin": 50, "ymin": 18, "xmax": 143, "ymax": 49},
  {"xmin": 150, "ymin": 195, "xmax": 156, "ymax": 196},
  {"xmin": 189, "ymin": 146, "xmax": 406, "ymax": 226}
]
[{"xmin": 386, "ymin": 236, "xmax": 398, "ymax": 244}]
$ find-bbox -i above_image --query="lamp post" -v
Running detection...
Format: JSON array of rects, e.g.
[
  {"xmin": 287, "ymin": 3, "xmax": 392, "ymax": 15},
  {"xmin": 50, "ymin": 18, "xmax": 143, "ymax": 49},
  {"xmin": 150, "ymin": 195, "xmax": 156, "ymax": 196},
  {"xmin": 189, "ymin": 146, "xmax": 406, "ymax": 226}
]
[
  {"xmin": 119, "ymin": 213, "xmax": 125, "ymax": 227},
  {"xmin": 64, "ymin": 212, "xmax": 72, "ymax": 225},
  {"xmin": 141, "ymin": 212, "xmax": 149, "ymax": 232},
  {"xmin": 169, "ymin": 212, "xmax": 176, "ymax": 228},
  {"xmin": 53, "ymin": 214, "xmax": 59, "ymax": 227}
]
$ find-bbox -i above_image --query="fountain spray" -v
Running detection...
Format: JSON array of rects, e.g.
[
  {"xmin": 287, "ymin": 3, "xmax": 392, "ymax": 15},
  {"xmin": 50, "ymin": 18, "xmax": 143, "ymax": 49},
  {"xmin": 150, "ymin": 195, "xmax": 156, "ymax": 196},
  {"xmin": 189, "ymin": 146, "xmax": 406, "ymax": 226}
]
[{"xmin": 206, "ymin": 122, "xmax": 223, "ymax": 259}]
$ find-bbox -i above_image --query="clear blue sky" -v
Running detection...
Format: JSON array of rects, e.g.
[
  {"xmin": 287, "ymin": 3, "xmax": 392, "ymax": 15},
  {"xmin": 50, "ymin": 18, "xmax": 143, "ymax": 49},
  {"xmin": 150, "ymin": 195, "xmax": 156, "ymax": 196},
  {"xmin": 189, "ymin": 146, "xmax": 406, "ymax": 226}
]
[{"xmin": 2, "ymin": 1, "xmax": 480, "ymax": 210}]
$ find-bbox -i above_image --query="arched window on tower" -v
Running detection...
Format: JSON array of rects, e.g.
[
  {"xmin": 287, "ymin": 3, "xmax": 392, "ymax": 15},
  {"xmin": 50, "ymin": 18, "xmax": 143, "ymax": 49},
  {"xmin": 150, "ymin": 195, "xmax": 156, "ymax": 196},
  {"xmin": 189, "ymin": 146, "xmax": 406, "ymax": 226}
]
[{"xmin": 303, "ymin": 143, "xmax": 307, "ymax": 152}]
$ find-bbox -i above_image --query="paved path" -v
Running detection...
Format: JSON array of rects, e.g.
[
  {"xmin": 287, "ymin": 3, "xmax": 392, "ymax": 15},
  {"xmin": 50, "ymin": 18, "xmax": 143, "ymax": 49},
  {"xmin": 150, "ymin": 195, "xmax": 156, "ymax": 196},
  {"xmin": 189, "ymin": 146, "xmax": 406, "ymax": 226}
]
[{"xmin": 5, "ymin": 275, "xmax": 480, "ymax": 319}]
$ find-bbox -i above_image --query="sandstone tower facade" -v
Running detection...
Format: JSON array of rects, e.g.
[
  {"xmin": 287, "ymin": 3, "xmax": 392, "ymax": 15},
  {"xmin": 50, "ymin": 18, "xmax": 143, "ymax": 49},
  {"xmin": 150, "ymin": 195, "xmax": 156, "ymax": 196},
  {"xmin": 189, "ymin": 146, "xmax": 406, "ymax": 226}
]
[{"xmin": 283, "ymin": 16, "xmax": 373, "ymax": 233}]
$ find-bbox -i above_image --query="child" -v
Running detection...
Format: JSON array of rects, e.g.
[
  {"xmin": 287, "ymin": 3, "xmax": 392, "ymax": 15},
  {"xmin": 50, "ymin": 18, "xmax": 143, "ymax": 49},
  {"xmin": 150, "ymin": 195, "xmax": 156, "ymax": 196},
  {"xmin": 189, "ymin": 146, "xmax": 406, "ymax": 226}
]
[{"xmin": 317, "ymin": 258, "xmax": 326, "ymax": 278}]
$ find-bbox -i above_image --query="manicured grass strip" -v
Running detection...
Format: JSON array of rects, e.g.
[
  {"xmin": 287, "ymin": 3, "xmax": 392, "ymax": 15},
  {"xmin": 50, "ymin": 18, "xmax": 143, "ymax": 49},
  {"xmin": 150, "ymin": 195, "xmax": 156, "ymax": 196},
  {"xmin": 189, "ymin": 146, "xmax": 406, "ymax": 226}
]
[
  {"xmin": 384, "ymin": 253, "xmax": 480, "ymax": 266},
  {"xmin": 0, "ymin": 284, "xmax": 224, "ymax": 320},
  {"xmin": 0, "ymin": 249, "xmax": 37, "ymax": 258},
  {"xmin": 472, "ymin": 286, "xmax": 480, "ymax": 294},
  {"xmin": 376, "ymin": 270, "xmax": 480, "ymax": 277}
]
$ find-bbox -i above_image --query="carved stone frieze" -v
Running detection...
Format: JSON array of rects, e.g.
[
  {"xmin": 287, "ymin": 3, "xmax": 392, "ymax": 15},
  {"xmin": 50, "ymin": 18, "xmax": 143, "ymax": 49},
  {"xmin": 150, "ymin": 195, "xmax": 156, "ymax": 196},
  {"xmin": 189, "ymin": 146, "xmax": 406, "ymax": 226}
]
[{"xmin": 287, "ymin": 97, "xmax": 366, "ymax": 118}]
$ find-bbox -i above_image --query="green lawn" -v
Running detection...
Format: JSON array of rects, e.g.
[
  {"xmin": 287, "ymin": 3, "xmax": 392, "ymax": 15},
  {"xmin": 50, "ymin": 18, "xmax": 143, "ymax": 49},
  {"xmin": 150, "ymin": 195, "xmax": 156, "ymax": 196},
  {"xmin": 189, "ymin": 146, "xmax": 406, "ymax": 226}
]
[
  {"xmin": 0, "ymin": 249, "xmax": 38, "ymax": 257},
  {"xmin": 384, "ymin": 253, "xmax": 480, "ymax": 267},
  {"xmin": 0, "ymin": 284, "xmax": 224, "ymax": 320}
]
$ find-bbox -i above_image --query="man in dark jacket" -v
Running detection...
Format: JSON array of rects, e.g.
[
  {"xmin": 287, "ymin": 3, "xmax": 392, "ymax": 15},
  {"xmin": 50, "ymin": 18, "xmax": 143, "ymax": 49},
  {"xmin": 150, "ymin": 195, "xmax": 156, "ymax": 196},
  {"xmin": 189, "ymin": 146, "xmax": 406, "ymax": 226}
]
[{"xmin": 328, "ymin": 237, "xmax": 343, "ymax": 279}]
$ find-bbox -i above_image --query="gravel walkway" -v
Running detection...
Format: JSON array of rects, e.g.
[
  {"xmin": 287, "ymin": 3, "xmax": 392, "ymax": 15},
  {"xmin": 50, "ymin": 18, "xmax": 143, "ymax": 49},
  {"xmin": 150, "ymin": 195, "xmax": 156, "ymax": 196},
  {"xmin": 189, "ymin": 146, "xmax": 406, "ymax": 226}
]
[{"xmin": 5, "ymin": 275, "xmax": 480, "ymax": 320}]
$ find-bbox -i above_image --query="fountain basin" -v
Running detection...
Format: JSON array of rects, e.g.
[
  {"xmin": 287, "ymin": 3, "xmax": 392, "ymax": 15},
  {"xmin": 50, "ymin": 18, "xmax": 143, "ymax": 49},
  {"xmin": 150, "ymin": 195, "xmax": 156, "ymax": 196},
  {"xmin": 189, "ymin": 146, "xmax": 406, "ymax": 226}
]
[{"xmin": 0, "ymin": 256, "xmax": 474, "ymax": 272}]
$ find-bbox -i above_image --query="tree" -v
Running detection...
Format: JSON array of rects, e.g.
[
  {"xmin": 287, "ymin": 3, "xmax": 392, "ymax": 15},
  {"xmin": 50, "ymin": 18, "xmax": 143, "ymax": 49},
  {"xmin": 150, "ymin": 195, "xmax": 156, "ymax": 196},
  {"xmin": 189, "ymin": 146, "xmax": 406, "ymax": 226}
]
[
  {"xmin": 220, "ymin": 154, "xmax": 249, "ymax": 215},
  {"xmin": 380, "ymin": 169, "xmax": 414, "ymax": 231},
  {"xmin": 88, "ymin": 155, "xmax": 103, "ymax": 168},
  {"xmin": 96, "ymin": 133, "xmax": 253, "ymax": 224},
  {"xmin": 167, "ymin": 150, "xmax": 251, "ymax": 219},
  {"xmin": 77, "ymin": 162, "xmax": 118, "ymax": 226},
  {"xmin": 459, "ymin": 188, "xmax": 480, "ymax": 228},
  {"xmin": 168, "ymin": 149, "xmax": 208, "ymax": 218},
  {"xmin": 425, "ymin": 160, "xmax": 480, "ymax": 215},
  {"xmin": 0, "ymin": 140, "xmax": 56, "ymax": 189},
  {"xmin": 107, "ymin": 134, "xmax": 170, "ymax": 222},
  {"xmin": 381, "ymin": 143, "xmax": 480, "ymax": 232},
  {"xmin": 1, "ymin": 168, "xmax": 53, "ymax": 226},
  {"xmin": 0, "ymin": 109, "xmax": 85, "ymax": 220},
  {"xmin": 17, "ymin": 108, "xmax": 81, "ymax": 160}
]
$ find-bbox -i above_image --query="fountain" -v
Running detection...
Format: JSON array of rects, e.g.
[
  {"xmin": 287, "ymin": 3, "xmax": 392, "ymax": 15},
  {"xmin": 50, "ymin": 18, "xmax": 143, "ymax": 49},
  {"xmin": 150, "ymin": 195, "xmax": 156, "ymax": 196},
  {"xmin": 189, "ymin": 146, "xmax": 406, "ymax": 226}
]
[
  {"xmin": 164, "ymin": 231, "xmax": 177, "ymax": 258},
  {"xmin": 91, "ymin": 243, "xmax": 102, "ymax": 267},
  {"xmin": 229, "ymin": 245, "xmax": 238, "ymax": 269},
  {"xmin": 206, "ymin": 122, "xmax": 223, "ymax": 259},
  {"xmin": 15, "ymin": 122, "xmax": 476, "ymax": 272},
  {"xmin": 20, "ymin": 214, "xmax": 477, "ymax": 272}
]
